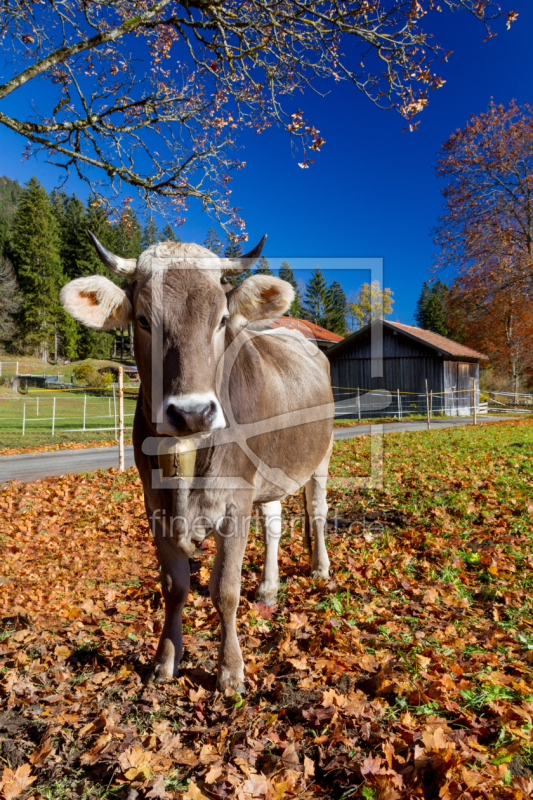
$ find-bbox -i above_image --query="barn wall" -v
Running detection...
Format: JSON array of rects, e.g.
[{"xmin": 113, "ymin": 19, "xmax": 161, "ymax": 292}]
[{"xmin": 328, "ymin": 326, "xmax": 481, "ymax": 419}]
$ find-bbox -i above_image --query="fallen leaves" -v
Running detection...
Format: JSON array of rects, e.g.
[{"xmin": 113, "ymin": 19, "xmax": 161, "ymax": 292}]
[
  {"xmin": 0, "ymin": 764, "xmax": 36, "ymax": 800},
  {"xmin": 0, "ymin": 420, "xmax": 532, "ymax": 798}
]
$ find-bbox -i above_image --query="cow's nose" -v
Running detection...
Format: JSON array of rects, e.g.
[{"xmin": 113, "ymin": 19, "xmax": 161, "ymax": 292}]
[{"xmin": 166, "ymin": 400, "xmax": 217, "ymax": 434}]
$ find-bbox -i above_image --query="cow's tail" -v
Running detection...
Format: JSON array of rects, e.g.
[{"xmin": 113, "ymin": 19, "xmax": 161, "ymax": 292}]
[{"xmin": 303, "ymin": 488, "xmax": 313, "ymax": 557}]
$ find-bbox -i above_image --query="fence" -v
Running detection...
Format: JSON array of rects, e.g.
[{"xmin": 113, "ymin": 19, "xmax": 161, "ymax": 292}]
[
  {"xmin": 487, "ymin": 390, "xmax": 533, "ymax": 408},
  {"xmin": 333, "ymin": 383, "xmax": 493, "ymax": 422},
  {"xmin": 0, "ymin": 391, "xmax": 137, "ymax": 437}
]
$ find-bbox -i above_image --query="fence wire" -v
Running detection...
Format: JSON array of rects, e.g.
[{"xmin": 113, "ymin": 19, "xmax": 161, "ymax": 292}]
[{"xmin": 0, "ymin": 393, "xmax": 138, "ymax": 436}]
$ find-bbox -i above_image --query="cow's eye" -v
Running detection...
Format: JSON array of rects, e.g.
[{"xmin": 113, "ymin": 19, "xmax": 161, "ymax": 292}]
[
  {"xmin": 137, "ymin": 313, "xmax": 150, "ymax": 331},
  {"xmin": 217, "ymin": 316, "xmax": 229, "ymax": 331}
]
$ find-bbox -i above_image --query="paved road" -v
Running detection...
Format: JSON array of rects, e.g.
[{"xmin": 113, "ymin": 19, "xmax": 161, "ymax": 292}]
[{"xmin": 0, "ymin": 415, "xmax": 520, "ymax": 484}]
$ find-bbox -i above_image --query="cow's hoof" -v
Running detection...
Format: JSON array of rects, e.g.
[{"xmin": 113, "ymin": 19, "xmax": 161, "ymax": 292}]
[
  {"xmin": 254, "ymin": 583, "xmax": 278, "ymax": 606},
  {"xmin": 146, "ymin": 662, "xmax": 176, "ymax": 684},
  {"xmin": 217, "ymin": 667, "xmax": 245, "ymax": 695},
  {"xmin": 311, "ymin": 569, "xmax": 329, "ymax": 582}
]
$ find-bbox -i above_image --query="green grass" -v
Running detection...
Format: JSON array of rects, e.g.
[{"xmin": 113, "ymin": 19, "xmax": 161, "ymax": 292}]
[{"xmin": 0, "ymin": 391, "xmax": 137, "ymax": 449}]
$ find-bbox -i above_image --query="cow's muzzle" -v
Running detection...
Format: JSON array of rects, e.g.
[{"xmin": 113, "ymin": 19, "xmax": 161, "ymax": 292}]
[{"xmin": 160, "ymin": 392, "xmax": 225, "ymax": 437}]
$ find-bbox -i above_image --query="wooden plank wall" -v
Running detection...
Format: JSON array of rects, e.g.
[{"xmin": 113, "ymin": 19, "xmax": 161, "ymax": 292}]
[{"xmin": 328, "ymin": 326, "xmax": 480, "ymax": 418}]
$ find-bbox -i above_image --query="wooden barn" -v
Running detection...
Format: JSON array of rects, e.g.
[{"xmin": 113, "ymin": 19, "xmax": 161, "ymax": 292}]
[{"xmin": 326, "ymin": 320, "xmax": 488, "ymax": 417}]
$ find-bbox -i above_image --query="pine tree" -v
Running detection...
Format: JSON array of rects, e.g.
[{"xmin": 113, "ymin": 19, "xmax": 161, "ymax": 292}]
[
  {"xmin": 253, "ymin": 255, "xmax": 273, "ymax": 276},
  {"xmin": 142, "ymin": 217, "xmax": 159, "ymax": 250},
  {"xmin": 325, "ymin": 280, "xmax": 347, "ymax": 335},
  {"xmin": 12, "ymin": 177, "xmax": 76, "ymax": 360},
  {"xmin": 204, "ymin": 227, "xmax": 223, "ymax": 255},
  {"xmin": 162, "ymin": 223, "xmax": 180, "ymax": 242},
  {"xmin": 0, "ymin": 255, "xmax": 21, "ymax": 343},
  {"xmin": 414, "ymin": 280, "xmax": 450, "ymax": 336},
  {"xmin": 0, "ymin": 216, "xmax": 10, "ymax": 260},
  {"xmin": 304, "ymin": 268, "xmax": 329, "ymax": 326},
  {"xmin": 224, "ymin": 237, "xmax": 242, "ymax": 258},
  {"xmin": 61, "ymin": 196, "xmax": 118, "ymax": 359},
  {"xmin": 224, "ymin": 238, "xmax": 246, "ymax": 286},
  {"xmin": 278, "ymin": 261, "xmax": 302, "ymax": 317},
  {"xmin": 52, "ymin": 192, "xmax": 88, "ymax": 280},
  {"xmin": 114, "ymin": 206, "xmax": 142, "ymax": 259}
]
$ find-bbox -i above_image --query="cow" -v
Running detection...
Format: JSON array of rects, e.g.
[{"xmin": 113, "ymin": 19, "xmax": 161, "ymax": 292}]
[{"xmin": 60, "ymin": 233, "xmax": 334, "ymax": 693}]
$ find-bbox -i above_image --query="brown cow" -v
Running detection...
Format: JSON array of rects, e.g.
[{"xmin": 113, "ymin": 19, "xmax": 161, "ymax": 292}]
[{"xmin": 60, "ymin": 234, "xmax": 334, "ymax": 692}]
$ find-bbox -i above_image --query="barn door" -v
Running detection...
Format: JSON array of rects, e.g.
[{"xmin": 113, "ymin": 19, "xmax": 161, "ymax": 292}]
[{"xmin": 456, "ymin": 363, "xmax": 471, "ymax": 416}]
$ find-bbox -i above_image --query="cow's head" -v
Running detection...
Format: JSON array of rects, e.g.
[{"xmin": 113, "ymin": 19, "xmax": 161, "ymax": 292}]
[{"xmin": 60, "ymin": 232, "xmax": 294, "ymax": 437}]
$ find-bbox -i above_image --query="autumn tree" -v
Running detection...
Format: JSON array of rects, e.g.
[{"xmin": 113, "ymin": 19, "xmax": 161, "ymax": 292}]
[
  {"xmin": 0, "ymin": 2, "xmax": 516, "ymax": 226},
  {"xmin": 434, "ymin": 101, "xmax": 533, "ymax": 291},
  {"xmin": 447, "ymin": 276, "xmax": 533, "ymax": 397},
  {"xmin": 348, "ymin": 281, "xmax": 394, "ymax": 329}
]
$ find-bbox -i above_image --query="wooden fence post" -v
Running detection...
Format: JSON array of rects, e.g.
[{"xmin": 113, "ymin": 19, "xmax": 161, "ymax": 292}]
[
  {"xmin": 425, "ymin": 379, "xmax": 431, "ymax": 430},
  {"xmin": 118, "ymin": 367, "xmax": 124, "ymax": 472},
  {"xmin": 473, "ymin": 378, "xmax": 477, "ymax": 426},
  {"xmin": 357, "ymin": 388, "xmax": 361, "ymax": 422},
  {"xmin": 113, "ymin": 386, "xmax": 117, "ymax": 439},
  {"xmin": 22, "ymin": 403, "xmax": 25, "ymax": 436},
  {"xmin": 397, "ymin": 389, "xmax": 402, "ymax": 421},
  {"xmin": 83, "ymin": 394, "xmax": 87, "ymax": 431},
  {"xmin": 52, "ymin": 397, "xmax": 56, "ymax": 436}
]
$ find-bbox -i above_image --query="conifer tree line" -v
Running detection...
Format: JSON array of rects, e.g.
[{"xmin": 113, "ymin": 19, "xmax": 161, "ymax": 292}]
[
  {"xmin": 0, "ymin": 176, "xmax": 182, "ymax": 361},
  {"xmin": 0, "ymin": 178, "xmax": 398, "ymax": 362}
]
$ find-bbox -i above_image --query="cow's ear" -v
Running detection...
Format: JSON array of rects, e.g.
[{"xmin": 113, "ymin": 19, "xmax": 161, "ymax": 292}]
[
  {"xmin": 60, "ymin": 276, "xmax": 133, "ymax": 330},
  {"xmin": 227, "ymin": 275, "xmax": 294, "ymax": 328}
]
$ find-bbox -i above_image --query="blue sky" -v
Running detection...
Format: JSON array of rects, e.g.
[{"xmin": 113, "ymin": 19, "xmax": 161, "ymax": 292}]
[{"xmin": 1, "ymin": 4, "xmax": 532, "ymax": 323}]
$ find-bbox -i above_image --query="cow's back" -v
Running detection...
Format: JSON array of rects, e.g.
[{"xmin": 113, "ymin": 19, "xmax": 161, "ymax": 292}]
[{"xmin": 223, "ymin": 328, "xmax": 334, "ymax": 501}]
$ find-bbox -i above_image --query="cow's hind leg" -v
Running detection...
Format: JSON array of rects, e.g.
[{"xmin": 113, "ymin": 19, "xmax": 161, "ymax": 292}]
[
  {"xmin": 210, "ymin": 503, "xmax": 250, "ymax": 693},
  {"xmin": 149, "ymin": 538, "xmax": 190, "ymax": 681},
  {"xmin": 255, "ymin": 500, "xmax": 282, "ymax": 606},
  {"xmin": 304, "ymin": 442, "xmax": 332, "ymax": 581}
]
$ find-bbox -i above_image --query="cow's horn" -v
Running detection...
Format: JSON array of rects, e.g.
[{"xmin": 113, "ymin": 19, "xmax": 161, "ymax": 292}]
[
  {"xmin": 87, "ymin": 230, "xmax": 137, "ymax": 277},
  {"xmin": 221, "ymin": 234, "xmax": 267, "ymax": 276}
]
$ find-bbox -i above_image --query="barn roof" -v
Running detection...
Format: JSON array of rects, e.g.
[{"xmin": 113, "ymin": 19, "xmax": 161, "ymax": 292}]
[
  {"xmin": 266, "ymin": 316, "xmax": 344, "ymax": 344},
  {"xmin": 326, "ymin": 319, "xmax": 488, "ymax": 359}
]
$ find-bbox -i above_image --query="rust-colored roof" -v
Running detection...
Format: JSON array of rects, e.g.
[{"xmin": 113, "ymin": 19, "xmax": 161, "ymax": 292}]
[
  {"xmin": 267, "ymin": 316, "xmax": 344, "ymax": 343},
  {"xmin": 386, "ymin": 320, "xmax": 488, "ymax": 359}
]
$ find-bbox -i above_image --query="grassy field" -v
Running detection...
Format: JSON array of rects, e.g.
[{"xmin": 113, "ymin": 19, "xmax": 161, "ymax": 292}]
[
  {"xmin": 0, "ymin": 391, "xmax": 138, "ymax": 450},
  {"xmin": 0, "ymin": 419, "xmax": 532, "ymax": 798},
  {"xmin": 0, "ymin": 355, "xmax": 135, "ymax": 379}
]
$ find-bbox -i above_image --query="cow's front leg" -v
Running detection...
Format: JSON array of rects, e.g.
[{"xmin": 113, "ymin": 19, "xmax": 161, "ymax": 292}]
[
  {"xmin": 149, "ymin": 537, "xmax": 190, "ymax": 681},
  {"xmin": 255, "ymin": 501, "xmax": 282, "ymax": 606},
  {"xmin": 210, "ymin": 505, "xmax": 249, "ymax": 693}
]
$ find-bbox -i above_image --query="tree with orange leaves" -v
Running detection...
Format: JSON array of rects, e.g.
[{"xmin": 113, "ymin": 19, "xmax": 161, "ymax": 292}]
[
  {"xmin": 447, "ymin": 270, "xmax": 533, "ymax": 397},
  {"xmin": 434, "ymin": 100, "xmax": 533, "ymax": 290},
  {"xmin": 434, "ymin": 100, "xmax": 533, "ymax": 394}
]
